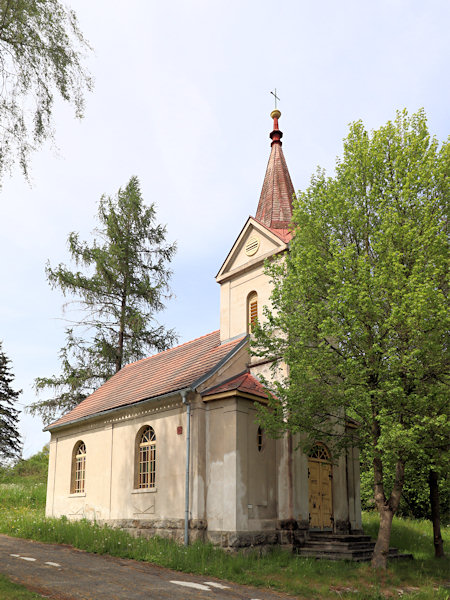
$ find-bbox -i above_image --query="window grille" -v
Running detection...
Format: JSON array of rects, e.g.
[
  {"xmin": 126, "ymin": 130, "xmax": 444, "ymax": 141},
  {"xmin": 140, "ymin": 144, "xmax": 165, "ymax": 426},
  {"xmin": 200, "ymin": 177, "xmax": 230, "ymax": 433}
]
[
  {"xmin": 72, "ymin": 441, "xmax": 86, "ymax": 493},
  {"xmin": 308, "ymin": 443, "xmax": 331, "ymax": 462},
  {"xmin": 248, "ymin": 292, "xmax": 258, "ymax": 332},
  {"xmin": 138, "ymin": 426, "xmax": 156, "ymax": 489}
]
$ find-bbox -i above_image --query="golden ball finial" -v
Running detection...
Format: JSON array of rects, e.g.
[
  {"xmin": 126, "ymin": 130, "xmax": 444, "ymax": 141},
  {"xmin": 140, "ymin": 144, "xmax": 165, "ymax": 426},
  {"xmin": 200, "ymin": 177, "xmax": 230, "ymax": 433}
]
[{"xmin": 271, "ymin": 109, "xmax": 281, "ymax": 120}]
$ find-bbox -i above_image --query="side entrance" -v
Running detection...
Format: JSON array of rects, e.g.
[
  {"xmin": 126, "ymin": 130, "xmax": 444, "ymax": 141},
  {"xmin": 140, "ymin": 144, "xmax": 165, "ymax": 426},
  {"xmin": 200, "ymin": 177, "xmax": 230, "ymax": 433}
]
[{"xmin": 308, "ymin": 443, "xmax": 333, "ymax": 530}]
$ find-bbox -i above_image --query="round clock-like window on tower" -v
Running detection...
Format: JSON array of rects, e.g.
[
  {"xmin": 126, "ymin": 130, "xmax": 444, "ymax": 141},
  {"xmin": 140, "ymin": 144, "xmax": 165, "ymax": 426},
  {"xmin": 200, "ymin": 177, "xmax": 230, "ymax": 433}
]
[{"xmin": 245, "ymin": 236, "xmax": 260, "ymax": 256}]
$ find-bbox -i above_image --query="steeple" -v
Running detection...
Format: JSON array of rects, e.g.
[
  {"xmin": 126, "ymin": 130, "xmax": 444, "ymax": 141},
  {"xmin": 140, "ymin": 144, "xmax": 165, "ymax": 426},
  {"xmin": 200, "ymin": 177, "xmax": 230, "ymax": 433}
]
[{"xmin": 255, "ymin": 110, "xmax": 295, "ymax": 230}]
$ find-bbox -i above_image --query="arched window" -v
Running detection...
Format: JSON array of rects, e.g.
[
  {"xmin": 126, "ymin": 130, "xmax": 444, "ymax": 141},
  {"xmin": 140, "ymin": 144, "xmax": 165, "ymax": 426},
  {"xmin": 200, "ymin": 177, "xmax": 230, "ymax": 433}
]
[
  {"xmin": 71, "ymin": 441, "xmax": 86, "ymax": 494},
  {"xmin": 136, "ymin": 426, "xmax": 156, "ymax": 489},
  {"xmin": 308, "ymin": 442, "xmax": 331, "ymax": 462},
  {"xmin": 247, "ymin": 291, "xmax": 258, "ymax": 333}
]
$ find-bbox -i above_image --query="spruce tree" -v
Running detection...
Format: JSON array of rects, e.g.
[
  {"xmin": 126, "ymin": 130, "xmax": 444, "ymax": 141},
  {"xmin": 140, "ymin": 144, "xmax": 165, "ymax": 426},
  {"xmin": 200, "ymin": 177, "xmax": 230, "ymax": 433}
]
[
  {"xmin": 0, "ymin": 341, "xmax": 22, "ymax": 463},
  {"xmin": 31, "ymin": 176, "xmax": 177, "ymax": 424}
]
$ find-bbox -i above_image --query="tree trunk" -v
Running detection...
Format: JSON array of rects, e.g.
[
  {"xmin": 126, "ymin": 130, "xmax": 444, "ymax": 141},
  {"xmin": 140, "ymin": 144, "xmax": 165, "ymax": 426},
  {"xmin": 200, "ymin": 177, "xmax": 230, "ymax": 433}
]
[
  {"xmin": 371, "ymin": 457, "xmax": 405, "ymax": 569},
  {"xmin": 116, "ymin": 288, "xmax": 127, "ymax": 373},
  {"xmin": 371, "ymin": 505, "xmax": 394, "ymax": 569},
  {"xmin": 429, "ymin": 469, "xmax": 445, "ymax": 558},
  {"xmin": 116, "ymin": 327, "xmax": 124, "ymax": 373}
]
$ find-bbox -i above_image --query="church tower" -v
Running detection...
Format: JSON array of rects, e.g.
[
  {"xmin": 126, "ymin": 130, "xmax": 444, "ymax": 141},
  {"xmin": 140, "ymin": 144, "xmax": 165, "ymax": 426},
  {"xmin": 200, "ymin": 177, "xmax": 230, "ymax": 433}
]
[{"xmin": 216, "ymin": 110, "xmax": 295, "ymax": 365}]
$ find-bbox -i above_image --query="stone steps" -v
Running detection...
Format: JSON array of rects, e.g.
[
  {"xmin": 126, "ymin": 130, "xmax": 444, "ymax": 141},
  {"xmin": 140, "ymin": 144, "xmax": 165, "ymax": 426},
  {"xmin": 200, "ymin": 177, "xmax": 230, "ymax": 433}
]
[{"xmin": 296, "ymin": 532, "xmax": 413, "ymax": 562}]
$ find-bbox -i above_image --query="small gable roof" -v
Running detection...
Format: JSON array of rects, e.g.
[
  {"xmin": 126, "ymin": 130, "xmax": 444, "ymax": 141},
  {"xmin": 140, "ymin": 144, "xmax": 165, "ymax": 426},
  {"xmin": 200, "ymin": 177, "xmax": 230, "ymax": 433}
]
[
  {"xmin": 47, "ymin": 331, "xmax": 247, "ymax": 430},
  {"xmin": 201, "ymin": 370, "xmax": 269, "ymax": 401},
  {"xmin": 216, "ymin": 216, "xmax": 289, "ymax": 282}
]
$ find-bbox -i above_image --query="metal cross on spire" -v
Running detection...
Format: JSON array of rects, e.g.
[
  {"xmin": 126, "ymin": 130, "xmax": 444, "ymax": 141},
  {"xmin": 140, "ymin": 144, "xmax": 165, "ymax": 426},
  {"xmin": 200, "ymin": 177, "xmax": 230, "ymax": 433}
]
[{"xmin": 270, "ymin": 88, "xmax": 280, "ymax": 109}]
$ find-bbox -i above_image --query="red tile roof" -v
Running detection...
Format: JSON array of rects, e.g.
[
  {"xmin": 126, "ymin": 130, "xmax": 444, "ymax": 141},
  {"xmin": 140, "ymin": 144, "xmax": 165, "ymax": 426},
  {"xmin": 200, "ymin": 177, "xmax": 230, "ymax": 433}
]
[
  {"xmin": 255, "ymin": 120, "xmax": 295, "ymax": 230},
  {"xmin": 201, "ymin": 371, "xmax": 269, "ymax": 400},
  {"xmin": 254, "ymin": 220, "xmax": 292, "ymax": 244},
  {"xmin": 47, "ymin": 331, "xmax": 246, "ymax": 430}
]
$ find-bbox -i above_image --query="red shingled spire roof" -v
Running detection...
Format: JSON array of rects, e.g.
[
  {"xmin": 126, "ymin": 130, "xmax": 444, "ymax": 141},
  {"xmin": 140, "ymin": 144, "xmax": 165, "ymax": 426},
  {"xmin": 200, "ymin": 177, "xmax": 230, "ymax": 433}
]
[{"xmin": 255, "ymin": 110, "xmax": 295, "ymax": 230}]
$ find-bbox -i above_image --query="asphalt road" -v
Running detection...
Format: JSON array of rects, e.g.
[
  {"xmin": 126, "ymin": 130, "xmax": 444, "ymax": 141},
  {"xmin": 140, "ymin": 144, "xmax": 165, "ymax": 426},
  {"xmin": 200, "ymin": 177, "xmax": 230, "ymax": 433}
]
[{"xmin": 0, "ymin": 535, "xmax": 298, "ymax": 600}]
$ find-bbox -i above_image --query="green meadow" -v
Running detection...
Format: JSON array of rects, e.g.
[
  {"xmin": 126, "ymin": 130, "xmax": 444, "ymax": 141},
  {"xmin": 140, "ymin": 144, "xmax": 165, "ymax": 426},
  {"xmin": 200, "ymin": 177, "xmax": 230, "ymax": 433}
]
[{"xmin": 0, "ymin": 451, "xmax": 448, "ymax": 599}]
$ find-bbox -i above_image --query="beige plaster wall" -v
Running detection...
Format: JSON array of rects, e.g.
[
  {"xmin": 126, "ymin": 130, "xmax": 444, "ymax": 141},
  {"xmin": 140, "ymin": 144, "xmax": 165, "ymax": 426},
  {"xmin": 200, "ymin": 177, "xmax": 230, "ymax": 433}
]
[
  {"xmin": 189, "ymin": 398, "xmax": 206, "ymax": 522},
  {"xmin": 332, "ymin": 454, "xmax": 350, "ymax": 529},
  {"xmin": 218, "ymin": 222, "xmax": 286, "ymax": 344},
  {"xmin": 46, "ymin": 380, "xmax": 362, "ymax": 539},
  {"xmin": 204, "ymin": 396, "xmax": 278, "ymax": 534},
  {"xmin": 46, "ymin": 397, "xmax": 188, "ymax": 523},
  {"xmin": 220, "ymin": 264, "xmax": 275, "ymax": 342},
  {"xmin": 292, "ymin": 439, "xmax": 309, "ymax": 524},
  {"xmin": 246, "ymin": 403, "xmax": 277, "ymax": 529}
]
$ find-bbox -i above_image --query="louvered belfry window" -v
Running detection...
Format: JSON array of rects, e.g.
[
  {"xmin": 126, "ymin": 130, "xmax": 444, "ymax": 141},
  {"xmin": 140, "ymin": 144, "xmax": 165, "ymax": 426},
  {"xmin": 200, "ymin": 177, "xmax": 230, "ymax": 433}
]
[
  {"xmin": 138, "ymin": 426, "xmax": 156, "ymax": 489},
  {"xmin": 72, "ymin": 441, "xmax": 86, "ymax": 493},
  {"xmin": 248, "ymin": 292, "xmax": 258, "ymax": 332}
]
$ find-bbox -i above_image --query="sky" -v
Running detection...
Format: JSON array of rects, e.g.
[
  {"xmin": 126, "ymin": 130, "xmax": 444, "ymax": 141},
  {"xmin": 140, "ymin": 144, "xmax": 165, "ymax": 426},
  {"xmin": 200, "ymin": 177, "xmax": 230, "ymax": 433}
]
[{"xmin": 1, "ymin": 0, "xmax": 449, "ymax": 458}]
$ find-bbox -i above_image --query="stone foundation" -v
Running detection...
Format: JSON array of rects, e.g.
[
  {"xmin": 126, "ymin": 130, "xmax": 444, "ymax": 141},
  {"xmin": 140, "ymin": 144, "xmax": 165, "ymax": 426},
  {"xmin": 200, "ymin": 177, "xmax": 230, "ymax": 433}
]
[
  {"xmin": 101, "ymin": 518, "xmax": 207, "ymax": 544},
  {"xmin": 97, "ymin": 517, "xmax": 362, "ymax": 550}
]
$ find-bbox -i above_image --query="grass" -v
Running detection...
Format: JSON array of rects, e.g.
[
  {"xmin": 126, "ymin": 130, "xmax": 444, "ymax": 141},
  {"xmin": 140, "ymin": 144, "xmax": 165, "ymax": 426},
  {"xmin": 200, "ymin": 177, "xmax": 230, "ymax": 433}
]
[
  {"xmin": 0, "ymin": 451, "xmax": 449, "ymax": 599},
  {"xmin": 0, "ymin": 574, "xmax": 48, "ymax": 599}
]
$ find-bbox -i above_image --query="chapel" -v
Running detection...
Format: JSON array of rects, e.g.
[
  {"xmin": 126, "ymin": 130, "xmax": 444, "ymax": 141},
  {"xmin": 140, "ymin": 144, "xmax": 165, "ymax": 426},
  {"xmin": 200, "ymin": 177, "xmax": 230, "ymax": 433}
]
[{"xmin": 45, "ymin": 110, "xmax": 362, "ymax": 549}]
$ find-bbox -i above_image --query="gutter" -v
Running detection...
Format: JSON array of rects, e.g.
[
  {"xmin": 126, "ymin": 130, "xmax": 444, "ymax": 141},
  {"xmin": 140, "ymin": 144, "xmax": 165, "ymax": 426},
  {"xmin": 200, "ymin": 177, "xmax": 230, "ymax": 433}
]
[
  {"xmin": 181, "ymin": 390, "xmax": 190, "ymax": 546},
  {"xmin": 44, "ymin": 387, "xmax": 191, "ymax": 432}
]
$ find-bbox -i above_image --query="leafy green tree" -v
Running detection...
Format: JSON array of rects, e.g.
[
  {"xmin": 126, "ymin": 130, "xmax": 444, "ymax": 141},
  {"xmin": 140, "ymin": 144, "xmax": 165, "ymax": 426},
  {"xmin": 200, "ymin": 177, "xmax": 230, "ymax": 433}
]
[
  {"xmin": 253, "ymin": 109, "xmax": 449, "ymax": 569},
  {"xmin": 0, "ymin": 0, "xmax": 92, "ymax": 180},
  {"xmin": 31, "ymin": 176, "xmax": 177, "ymax": 424},
  {"xmin": 0, "ymin": 341, "xmax": 22, "ymax": 463}
]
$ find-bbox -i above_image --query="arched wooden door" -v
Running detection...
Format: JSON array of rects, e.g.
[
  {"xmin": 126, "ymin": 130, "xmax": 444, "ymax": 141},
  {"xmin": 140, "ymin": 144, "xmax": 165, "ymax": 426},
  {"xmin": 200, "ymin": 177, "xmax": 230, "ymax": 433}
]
[{"xmin": 308, "ymin": 443, "xmax": 333, "ymax": 530}]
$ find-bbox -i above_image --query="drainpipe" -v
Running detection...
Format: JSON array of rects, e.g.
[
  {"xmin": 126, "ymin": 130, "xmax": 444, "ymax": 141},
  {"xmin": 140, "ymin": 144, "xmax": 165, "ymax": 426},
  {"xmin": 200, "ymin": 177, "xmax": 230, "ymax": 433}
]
[{"xmin": 181, "ymin": 390, "xmax": 190, "ymax": 546}]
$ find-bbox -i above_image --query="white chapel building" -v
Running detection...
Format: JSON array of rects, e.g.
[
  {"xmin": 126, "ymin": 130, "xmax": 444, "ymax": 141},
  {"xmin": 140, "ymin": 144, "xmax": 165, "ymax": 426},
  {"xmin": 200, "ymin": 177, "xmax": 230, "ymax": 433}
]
[{"xmin": 45, "ymin": 111, "xmax": 362, "ymax": 549}]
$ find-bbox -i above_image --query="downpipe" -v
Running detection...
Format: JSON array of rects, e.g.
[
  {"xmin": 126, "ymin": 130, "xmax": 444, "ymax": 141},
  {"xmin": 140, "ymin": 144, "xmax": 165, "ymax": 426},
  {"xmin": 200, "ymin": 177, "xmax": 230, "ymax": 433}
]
[{"xmin": 181, "ymin": 390, "xmax": 190, "ymax": 546}]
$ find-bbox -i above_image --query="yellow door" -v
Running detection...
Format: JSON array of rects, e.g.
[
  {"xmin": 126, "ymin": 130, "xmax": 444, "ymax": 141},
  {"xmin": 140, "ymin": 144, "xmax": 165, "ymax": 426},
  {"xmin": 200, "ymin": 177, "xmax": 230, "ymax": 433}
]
[
  {"xmin": 308, "ymin": 443, "xmax": 333, "ymax": 529},
  {"xmin": 308, "ymin": 461, "xmax": 321, "ymax": 528},
  {"xmin": 320, "ymin": 462, "xmax": 333, "ymax": 528}
]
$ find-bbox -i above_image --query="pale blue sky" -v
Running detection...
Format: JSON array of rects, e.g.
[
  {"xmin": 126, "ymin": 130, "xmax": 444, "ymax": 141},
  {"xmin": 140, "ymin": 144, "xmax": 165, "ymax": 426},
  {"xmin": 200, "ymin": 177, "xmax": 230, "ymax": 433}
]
[{"xmin": 1, "ymin": 0, "xmax": 449, "ymax": 457}]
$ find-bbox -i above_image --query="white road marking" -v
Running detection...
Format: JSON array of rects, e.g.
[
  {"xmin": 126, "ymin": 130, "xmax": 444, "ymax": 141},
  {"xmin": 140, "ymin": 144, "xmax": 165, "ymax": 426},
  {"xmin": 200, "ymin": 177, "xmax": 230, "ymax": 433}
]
[
  {"xmin": 203, "ymin": 581, "xmax": 230, "ymax": 589},
  {"xmin": 10, "ymin": 554, "xmax": 60, "ymax": 568},
  {"xmin": 170, "ymin": 581, "xmax": 211, "ymax": 591}
]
